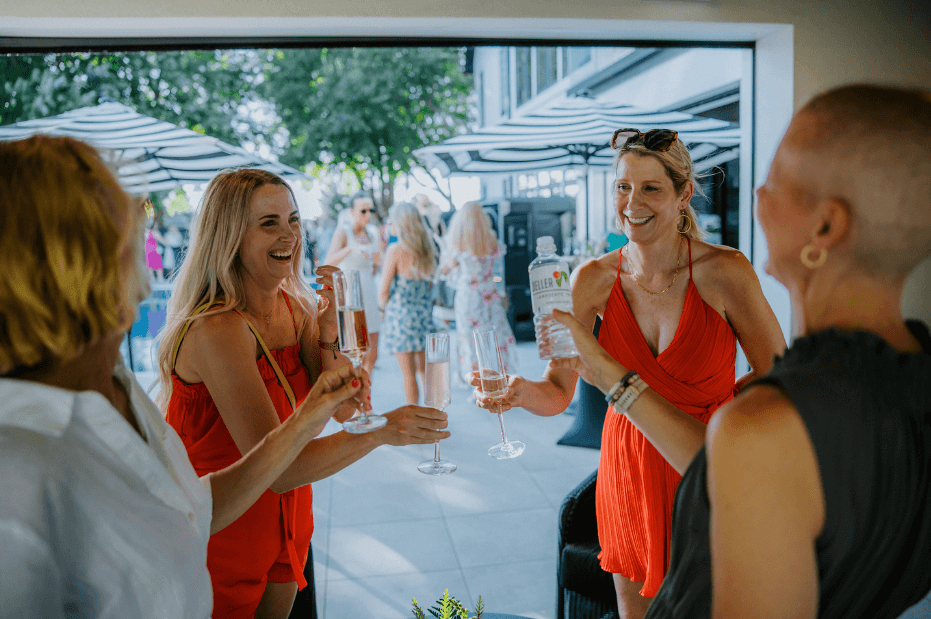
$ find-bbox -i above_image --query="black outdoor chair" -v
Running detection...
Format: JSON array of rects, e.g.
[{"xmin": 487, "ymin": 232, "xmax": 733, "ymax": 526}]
[{"xmin": 557, "ymin": 469, "xmax": 618, "ymax": 619}]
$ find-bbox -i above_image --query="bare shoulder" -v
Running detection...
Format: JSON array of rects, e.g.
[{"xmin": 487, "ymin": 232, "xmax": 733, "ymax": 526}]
[
  {"xmin": 689, "ymin": 240, "xmax": 755, "ymax": 283},
  {"xmin": 708, "ymin": 384, "xmax": 800, "ymax": 446},
  {"xmin": 184, "ymin": 310, "xmax": 254, "ymax": 356},
  {"xmin": 707, "ymin": 384, "xmax": 825, "ymax": 533},
  {"xmin": 572, "ymin": 250, "xmax": 618, "ymax": 289},
  {"xmin": 175, "ymin": 309, "xmax": 255, "ymax": 381},
  {"xmin": 571, "ymin": 251, "xmax": 619, "ymax": 319}
]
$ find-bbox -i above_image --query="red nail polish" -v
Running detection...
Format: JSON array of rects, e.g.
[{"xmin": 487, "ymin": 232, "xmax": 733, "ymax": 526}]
[{"xmin": 352, "ymin": 379, "xmax": 360, "ymax": 388}]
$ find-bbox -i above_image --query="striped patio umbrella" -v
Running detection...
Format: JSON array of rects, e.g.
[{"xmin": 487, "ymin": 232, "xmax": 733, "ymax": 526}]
[
  {"xmin": 414, "ymin": 95, "xmax": 740, "ymax": 177},
  {"xmin": 415, "ymin": 95, "xmax": 740, "ymax": 242},
  {"xmin": 0, "ymin": 102, "xmax": 307, "ymax": 193}
]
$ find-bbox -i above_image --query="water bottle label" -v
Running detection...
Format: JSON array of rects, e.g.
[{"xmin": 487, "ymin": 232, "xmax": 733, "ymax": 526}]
[{"xmin": 529, "ymin": 263, "xmax": 572, "ymax": 314}]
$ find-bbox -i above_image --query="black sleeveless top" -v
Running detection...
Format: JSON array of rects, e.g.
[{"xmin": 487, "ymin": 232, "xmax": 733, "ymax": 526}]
[{"xmin": 645, "ymin": 321, "xmax": 931, "ymax": 619}]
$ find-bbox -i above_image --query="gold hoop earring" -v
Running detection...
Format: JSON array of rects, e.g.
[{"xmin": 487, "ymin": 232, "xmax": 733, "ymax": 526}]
[
  {"xmin": 676, "ymin": 210, "xmax": 692, "ymax": 235},
  {"xmin": 800, "ymin": 244, "xmax": 827, "ymax": 269}
]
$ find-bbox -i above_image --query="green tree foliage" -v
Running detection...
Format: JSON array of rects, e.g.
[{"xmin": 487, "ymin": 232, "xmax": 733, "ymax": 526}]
[
  {"xmin": 0, "ymin": 50, "xmax": 272, "ymax": 148},
  {"xmin": 263, "ymin": 47, "xmax": 472, "ymax": 213}
]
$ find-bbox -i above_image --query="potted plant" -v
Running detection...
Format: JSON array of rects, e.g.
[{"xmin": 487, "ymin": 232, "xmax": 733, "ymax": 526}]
[{"xmin": 411, "ymin": 590, "xmax": 484, "ymax": 619}]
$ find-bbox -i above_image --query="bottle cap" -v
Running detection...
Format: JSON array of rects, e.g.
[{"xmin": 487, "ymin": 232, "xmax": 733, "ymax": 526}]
[{"xmin": 536, "ymin": 236, "xmax": 557, "ymax": 255}]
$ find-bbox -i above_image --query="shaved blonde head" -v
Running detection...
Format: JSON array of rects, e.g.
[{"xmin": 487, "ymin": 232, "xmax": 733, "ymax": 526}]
[{"xmin": 785, "ymin": 85, "xmax": 931, "ymax": 276}]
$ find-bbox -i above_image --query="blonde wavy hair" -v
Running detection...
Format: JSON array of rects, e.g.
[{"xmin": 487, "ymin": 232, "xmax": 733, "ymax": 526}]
[
  {"xmin": 155, "ymin": 168, "xmax": 314, "ymax": 408},
  {"xmin": 444, "ymin": 201, "xmax": 498, "ymax": 259},
  {"xmin": 614, "ymin": 139, "xmax": 707, "ymax": 241},
  {"xmin": 0, "ymin": 136, "xmax": 148, "ymax": 375},
  {"xmin": 388, "ymin": 201, "xmax": 437, "ymax": 279}
]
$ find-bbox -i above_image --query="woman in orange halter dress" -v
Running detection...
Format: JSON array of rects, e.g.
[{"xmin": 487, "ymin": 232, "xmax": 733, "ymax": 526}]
[
  {"xmin": 156, "ymin": 169, "xmax": 451, "ymax": 619},
  {"xmin": 472, "ymin": 129, "xmax": 786, "ymax": 618}
]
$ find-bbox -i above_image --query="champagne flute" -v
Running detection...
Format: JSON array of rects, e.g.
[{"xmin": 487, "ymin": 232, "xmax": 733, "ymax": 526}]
[
  {"xmin": 473, "ymin": 325, "xmax": 525, "ymax": 459},
  {"xmin": 333, "ymin": 270, "xmax": 387, "ymax": 433},
  {"xmin": 417, "ymin": 332, "xmax": 456, "ymax": 475}
]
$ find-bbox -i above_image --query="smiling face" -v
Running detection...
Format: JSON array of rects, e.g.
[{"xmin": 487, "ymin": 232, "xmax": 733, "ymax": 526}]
[
  {"xmin": 238, "ymin": 183, "xmax": 301, "ymax": 285},
  {"xmin": 613, "ymin": 153, "xmax": 690, "ymax": 244}
]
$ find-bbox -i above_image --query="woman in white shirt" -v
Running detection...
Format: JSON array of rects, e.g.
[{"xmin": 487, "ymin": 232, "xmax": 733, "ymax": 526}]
[{"xmin": 0, "ymin": 135, "xmax": 365, "ymax": 618}]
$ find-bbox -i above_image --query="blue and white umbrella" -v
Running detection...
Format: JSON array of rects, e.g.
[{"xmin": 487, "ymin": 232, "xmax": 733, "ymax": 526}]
[
  {"xmin": 415, "ymin": 95, "xmax": 739, "ymax": 176},
  {"xmin": 0, "ymin": 102, "xmax": 307, "ymax": 193},
  {"xmin": 415, "ymin": 95, "xmax": 740, "ymax": 241}
]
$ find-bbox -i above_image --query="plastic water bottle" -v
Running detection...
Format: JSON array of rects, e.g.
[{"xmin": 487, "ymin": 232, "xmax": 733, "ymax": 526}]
[{"xmin": 528, "ymin": 236, "xmax": 579, "ymax": 359}]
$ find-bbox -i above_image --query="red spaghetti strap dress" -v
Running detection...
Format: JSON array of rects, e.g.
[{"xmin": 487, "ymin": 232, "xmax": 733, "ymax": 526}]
[
  {"xmin": 595, "ymin": 239, "xmax": 737, "ymax": 597},
  {"xmin": 165, "ymin": 292, "xmax": 315, "ymax": 619}
]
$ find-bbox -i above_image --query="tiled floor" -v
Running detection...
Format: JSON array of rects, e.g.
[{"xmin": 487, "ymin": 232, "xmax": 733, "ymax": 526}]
[{"xmin": 312, "ymin": 341, "xmax": 601, "ymax": 619}]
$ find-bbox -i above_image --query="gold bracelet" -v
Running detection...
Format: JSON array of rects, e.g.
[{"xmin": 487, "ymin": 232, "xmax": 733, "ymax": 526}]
[{"xmin": 318, "ymin": 337, "xmax": 340, "ymax": 359}]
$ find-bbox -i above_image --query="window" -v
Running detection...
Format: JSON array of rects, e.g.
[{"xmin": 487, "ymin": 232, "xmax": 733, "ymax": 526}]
[
  {"xmin": 500, "ymin": 47, "xmax": 510, "ymax": 117},
  {"xmin": 515, "ymin": 47, "xmax": 532, "ymax": 107},
  {"xmin": 478, "ymin": 71, "xmax": 485, "ymax": 126},
  {"xmin": 561, "ymin": 47, "xmax": 592, "ymax": 76},
  {"xmin": 536, "ymin": 47, "xmax": 557, "ymax": 92}
]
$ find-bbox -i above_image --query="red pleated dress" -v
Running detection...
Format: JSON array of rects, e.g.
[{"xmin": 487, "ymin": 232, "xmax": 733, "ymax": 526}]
[
  {"xmin": 166, "ymin": 293, "xmax": 315, "ymax": 619},
  {"xmin": 596, "ymin": 239, "xmax": 737, "ymax": 597}
]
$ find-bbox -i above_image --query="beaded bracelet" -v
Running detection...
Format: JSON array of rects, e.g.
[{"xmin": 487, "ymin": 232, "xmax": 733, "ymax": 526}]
[
  {"xmin": 606, "ymin": 370, "xmax": 638, "ymax": 408},
  {"xmin": 614, "ymin": 376, "xmax": 648, "ymax": 413}
]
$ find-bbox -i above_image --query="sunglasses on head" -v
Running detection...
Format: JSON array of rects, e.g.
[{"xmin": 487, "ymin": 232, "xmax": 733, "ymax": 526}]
[{"xmin": 611, "ymin": 128, "xmax": 679, "ymax": 152}]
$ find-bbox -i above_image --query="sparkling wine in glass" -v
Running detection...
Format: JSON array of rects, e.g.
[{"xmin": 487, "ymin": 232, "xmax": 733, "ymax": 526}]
[
  {"xmin": 418, "ymin": 332, "xmax": 456, "ymax": 475},
  {"xmin": 333, "ymin": 270, "xmax": 387, "ymax": 433},
  {"xmin": 473, "ymin": 325, "xmax": 525, "ymax": 459}
]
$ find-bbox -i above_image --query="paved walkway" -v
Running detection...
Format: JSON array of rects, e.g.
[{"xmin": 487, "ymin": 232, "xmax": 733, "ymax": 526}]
[{"xmin": 311, "ymin": 340, "xmax": 600, "ymax": 619}]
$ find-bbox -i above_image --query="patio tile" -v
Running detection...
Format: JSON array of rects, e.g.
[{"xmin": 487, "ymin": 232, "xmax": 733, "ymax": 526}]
[
  {"xmin": 326, "ymin": 518, "xmax": 459, "ymax": 580},
  {"xmin": 445, "ymin": 508, "xmax": 558, "ymax": 569},
  {"xmin": 434, "ymin": 459, "xmax": 552, "ymax": 517},
  {"xmin": 461, "ymin": 558, "xmax": 557, "ymax": 618},
  {"xmin": 323, "ymin": 569, "xmax": 469, "ymax": 619},
  {"xmin": 330, "ymin": 476, "xmax": 443, "ymax": 526}
]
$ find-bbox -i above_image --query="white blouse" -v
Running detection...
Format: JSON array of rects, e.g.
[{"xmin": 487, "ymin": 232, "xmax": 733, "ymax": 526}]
[{"xmin": 0, "ymin": 359, "xmax": 213, "ymax": 618}]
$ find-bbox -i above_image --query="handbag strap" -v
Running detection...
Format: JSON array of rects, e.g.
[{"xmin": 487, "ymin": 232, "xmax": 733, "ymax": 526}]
[{"xmin": 172, "ymin": 301, "xmax": 297, "ymax": 411}]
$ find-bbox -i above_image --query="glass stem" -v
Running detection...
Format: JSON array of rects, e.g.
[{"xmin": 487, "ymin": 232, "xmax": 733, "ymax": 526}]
[
  {"xmin": 352, "ymin": 358, "xmax": 366, "ymax": 419},
  {"xmin": 496, "ymin": 403, "xmax": 509, "ymax": 445},
  {"xmin": 433, "ymin": 440, "xmax": 441, "ymax": 464}
]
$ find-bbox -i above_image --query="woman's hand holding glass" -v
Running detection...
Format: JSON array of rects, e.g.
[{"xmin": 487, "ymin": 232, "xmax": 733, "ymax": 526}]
[
  {"xmin": 377, "ymin": 405, "xmax": 450, "ymax": 446},
  {"xmin": 468, "ymin": 372, "xmax": 527, "ymax": 414},
  {"xmin": 292, "ymin": 364, "xmax": 365, "ymax": 439},
  {"xmin": 473, "ymin": 325, "xmax": 525, "ymax": 459},
  {"xmin": 313, "ymin": 265, "xmax": 341, "ymax": 336}
]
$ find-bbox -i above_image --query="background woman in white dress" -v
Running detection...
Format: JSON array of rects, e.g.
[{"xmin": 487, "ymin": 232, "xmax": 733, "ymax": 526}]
[
  {"xmin": 441, "ymin": 201, "xmax": 518, "ymax": 382},
  {"xmin": 325, "ymin": 191, "xmax": 383, "ymax": 375}
]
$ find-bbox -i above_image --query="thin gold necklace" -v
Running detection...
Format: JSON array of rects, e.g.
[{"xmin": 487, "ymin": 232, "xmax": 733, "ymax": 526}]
[
  {"xmin": 245, "ymin": 292, "xmax": 276, "ymax": 328},
  {"xmin": 628, "ymin": 238, "xmax": 683, "ymax": 296}
]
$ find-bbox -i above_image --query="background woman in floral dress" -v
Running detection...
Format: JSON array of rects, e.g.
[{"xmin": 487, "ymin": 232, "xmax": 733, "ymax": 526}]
[{"xmin": 441, "ymin": 201, "xmax": 518, "ymax": 382}]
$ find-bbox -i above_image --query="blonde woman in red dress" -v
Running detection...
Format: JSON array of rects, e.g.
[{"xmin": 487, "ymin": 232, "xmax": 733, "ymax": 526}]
[
  {"xmin": 157, "ymin": 170, "xmax": 450, "ymax": 619},
  {"xmin": 474, "ymin": 130, "xmax": 786, "ymax": 618}
]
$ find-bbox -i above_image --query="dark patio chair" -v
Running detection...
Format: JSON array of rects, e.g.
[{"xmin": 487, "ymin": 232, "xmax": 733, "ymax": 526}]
[{"xmin": 557, "ymin": 469, "xmax": 618, "ymax": 619}]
